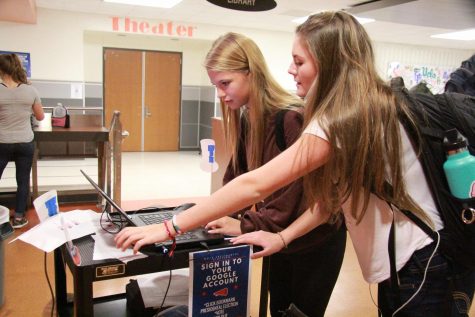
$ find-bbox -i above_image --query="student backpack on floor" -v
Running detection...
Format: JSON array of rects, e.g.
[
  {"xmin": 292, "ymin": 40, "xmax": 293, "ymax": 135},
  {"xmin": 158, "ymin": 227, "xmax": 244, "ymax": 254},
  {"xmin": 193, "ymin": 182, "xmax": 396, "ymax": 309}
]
[{"xmin": 394, "ymin": 86, "xmax": 475, "ymax": 268}]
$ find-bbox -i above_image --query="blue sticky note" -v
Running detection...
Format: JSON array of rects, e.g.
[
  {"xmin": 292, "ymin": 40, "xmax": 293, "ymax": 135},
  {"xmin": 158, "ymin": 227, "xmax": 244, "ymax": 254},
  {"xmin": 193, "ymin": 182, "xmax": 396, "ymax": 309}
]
[
  {"xmin": 208, "ymin": 144, "xmax": 215, "ymax": 163},
  {"xmin": 45, "ymin": 196, "xmax": 58, "ymax": 217}
]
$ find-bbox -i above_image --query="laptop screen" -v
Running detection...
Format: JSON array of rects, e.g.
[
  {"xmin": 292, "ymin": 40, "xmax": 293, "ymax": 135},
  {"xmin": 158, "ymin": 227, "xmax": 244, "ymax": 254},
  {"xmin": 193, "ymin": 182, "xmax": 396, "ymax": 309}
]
[{"xmin": 80, "ymin": 169, "xmax": 135, "ymax": 225}]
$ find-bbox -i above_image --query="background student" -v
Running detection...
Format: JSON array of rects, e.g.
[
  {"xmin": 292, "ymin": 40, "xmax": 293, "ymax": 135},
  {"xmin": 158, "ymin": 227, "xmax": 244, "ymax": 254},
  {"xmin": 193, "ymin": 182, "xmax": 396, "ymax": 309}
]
[
  {"xmin": 116, "ymin": 11, "xmax": 474, "ymax": 316},
  {"xmin": 0, "ymin": 53, "xmax": 44, "ymax": 229},
  {"xmin": 203, "ymin": 32, "xmax": 346, "ymax": 316}
]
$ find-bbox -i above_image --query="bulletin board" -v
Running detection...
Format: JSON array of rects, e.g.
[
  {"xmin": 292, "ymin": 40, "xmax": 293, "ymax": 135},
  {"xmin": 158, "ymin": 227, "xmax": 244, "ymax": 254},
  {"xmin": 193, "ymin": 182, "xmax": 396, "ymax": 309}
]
[
  {"xmin": 387, "ymin": 61, "xmax": 455, "ymax": 94},
  {"xmin": 0, "ymin": 50, "xmax": 31, "ymax": 78}
]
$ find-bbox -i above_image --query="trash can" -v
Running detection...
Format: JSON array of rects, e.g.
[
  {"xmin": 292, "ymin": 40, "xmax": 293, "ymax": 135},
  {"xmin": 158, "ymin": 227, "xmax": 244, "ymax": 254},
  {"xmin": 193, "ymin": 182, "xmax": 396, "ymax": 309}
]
[{"xmin": 0, "ymin": 205, "xmax": 13, "ymax": 307}]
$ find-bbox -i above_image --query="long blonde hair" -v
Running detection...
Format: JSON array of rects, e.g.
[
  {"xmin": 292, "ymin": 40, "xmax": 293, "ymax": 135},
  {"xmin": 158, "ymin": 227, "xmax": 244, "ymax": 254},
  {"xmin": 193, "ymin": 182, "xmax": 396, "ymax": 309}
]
[
  {"xmin": 298, "ymin": 12, "xmax": 430, "ymax": 225},
  {"xmin": 205, "ymin": 32, "xmax": 303, "ymax": 171}
]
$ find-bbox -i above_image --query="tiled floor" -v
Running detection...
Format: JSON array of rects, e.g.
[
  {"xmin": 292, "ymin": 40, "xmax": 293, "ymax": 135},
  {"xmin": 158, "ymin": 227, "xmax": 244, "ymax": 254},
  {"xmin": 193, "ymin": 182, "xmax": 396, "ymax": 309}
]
[
  {"xmin": 119, "ymin": 151, "xmax": 212, "ymax": 201},
  {"xmin": 1, "ymin": 151, "xmax": 472, "ymax": 316},
  {"xmin": 0, "ymin": 151, "xmax": 211, "ymax": 201}
]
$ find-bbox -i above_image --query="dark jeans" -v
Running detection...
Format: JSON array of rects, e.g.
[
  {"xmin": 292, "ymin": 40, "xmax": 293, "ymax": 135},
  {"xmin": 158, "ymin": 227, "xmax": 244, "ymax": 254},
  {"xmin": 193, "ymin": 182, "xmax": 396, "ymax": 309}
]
[
  {"xmin": 268, "ymin": 224, "xmax": 347, "ymax": 317},
  {"xmin": 378, "ymin": 241, "xmax": 475, "ymax": 317},
  {"xmin": 0, "ymin": 141, "xmax": 34, "ymax": 217},
  {"xmin": 450, "ymin": 265, "xmax": 475, "ymax": 316}
]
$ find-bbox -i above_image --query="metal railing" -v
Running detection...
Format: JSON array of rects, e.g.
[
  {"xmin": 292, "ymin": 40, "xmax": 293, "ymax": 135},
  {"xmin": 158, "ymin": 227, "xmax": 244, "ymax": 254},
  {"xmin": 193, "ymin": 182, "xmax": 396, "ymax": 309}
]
[
  {"xmin": 42, "ymin": 106, "xmax": 103, "ymax": 111},
  {"xmin": 105, "ymin": 111, "xmax": 127, "ymax": 205}
]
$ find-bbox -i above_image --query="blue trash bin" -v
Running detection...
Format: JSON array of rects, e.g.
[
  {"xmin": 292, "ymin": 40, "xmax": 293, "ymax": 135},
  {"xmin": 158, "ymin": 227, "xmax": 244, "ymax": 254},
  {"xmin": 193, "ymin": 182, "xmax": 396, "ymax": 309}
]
[{"xmin": 0, "ymin": 205, "xmax": 14, "ymax": 307}]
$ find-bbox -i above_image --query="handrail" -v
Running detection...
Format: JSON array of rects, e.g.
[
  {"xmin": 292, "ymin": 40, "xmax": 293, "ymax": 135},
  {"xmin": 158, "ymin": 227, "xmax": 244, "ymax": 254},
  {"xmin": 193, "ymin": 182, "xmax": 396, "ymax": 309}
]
[
  {"xmin": 106, "ymin": 111, "xmax": 124, "ymax": 206},
  {"xmin": 42, "ymin": 106, "xmax": 103, "ymax": 111}
]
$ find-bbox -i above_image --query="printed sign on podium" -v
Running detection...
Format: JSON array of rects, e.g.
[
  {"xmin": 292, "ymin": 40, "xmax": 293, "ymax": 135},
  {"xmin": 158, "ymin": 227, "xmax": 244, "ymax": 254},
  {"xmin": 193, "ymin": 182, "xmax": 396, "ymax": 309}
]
[{"xmin": 189, "ymin": 245, "xmax": 251, "ymax": 317}]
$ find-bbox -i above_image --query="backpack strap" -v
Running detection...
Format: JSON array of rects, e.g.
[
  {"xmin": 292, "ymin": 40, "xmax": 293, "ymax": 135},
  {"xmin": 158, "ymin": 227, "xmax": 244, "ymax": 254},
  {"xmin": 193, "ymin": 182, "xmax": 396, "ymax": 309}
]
[
  {"xmin": 399, "ymin": 208, "xmax": 439, "ymax": 240},
  {"xmin": 275, "ymin": 109, "xmax": 289, "ymax": 152},
  {"xmin": 397, "ymin": 90, "xmax": 448, "ymax": 221},
  {"xmin": 388, "ymin": 209, "xmax": 402, "ymax": 308},
  {"xmin": 237, "ymin": 116, "xmax": 249, "ymax": 173},
  {"xmin": 386, "ymin": 195, "xmax": 439, "ymax": 315},
  {"xmin": 237, "ymin": 108, "xmax": 291, "ymax": 171},
  {"xmin": 387, "ymin": 205, "xmax": 440, "ymax": 317}
]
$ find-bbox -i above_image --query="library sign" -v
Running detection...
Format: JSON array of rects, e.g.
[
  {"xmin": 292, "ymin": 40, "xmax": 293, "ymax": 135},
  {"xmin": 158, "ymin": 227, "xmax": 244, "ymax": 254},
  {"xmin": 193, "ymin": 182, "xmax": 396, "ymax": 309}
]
[
  {"xmin": 111, "ymin": 17, "xmax": 197, "ymax": 38},
  {"xmin": 207, "ymin": 0, "xmax": 276, "ymax": 11}
]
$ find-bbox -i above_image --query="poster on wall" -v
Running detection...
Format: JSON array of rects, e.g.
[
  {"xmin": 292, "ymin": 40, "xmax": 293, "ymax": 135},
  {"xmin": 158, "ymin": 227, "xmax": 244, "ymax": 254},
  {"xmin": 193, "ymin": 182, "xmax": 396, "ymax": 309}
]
[
  {"xmin": 387, "ymin": 61, "xmax": 454, "ymax": 94},
  {"xmin": 70, "ymin": 83, "xmax": 83, "ymax": 99},
  {"xmin": 0, "ymin": 50, "xmax": 31, "ymax": 78},
  {"xmin": 189, "ymin": 244, "xmax": 251, "ymax": 317}
]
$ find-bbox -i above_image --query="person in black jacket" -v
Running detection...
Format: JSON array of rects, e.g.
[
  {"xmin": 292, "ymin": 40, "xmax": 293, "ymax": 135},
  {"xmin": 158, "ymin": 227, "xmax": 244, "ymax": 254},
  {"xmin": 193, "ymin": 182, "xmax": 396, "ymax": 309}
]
[{"xmin": 445, "ymin": 53, "xmax": 475, "ymax": 96}]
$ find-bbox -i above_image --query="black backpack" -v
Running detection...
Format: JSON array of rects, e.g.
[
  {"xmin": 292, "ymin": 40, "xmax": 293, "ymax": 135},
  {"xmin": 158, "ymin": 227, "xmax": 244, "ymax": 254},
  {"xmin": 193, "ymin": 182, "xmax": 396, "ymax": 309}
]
[
  {"xmin": 394, "ymin": 87, "xmax": 475, "ymax": 269},
  {"xmin": 281, "ymin": 97, "xmax": 474, "ymax": 268},
  {"xmin": 274, "ymin": 109, "xmax": 293, "ymax": 151}
]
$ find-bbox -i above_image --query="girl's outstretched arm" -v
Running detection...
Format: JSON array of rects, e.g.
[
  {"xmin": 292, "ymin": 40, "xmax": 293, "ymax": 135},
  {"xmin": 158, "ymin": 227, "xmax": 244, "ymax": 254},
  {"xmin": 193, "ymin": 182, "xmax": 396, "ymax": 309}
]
[
  {"xmin": 230, "ymin": 204, "xmax": 330, "ymax": 259},
  {"xmin": 115, "ymin": 134, "xmax": 329, "ymax": 252}
]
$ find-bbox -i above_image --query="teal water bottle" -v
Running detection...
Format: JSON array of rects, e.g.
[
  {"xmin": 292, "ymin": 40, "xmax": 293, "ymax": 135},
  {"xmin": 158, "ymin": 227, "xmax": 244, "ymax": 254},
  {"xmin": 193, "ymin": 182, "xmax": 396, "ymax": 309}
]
[{"xmin": 443, "ymin": 129, "xmax": 475, "ymax": 199}]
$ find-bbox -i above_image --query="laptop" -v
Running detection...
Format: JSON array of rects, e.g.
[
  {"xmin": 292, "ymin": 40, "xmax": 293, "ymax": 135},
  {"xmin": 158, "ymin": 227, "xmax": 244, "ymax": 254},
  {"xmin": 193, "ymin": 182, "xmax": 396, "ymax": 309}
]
[{"xmin": 80, "ymin": 169, "xmax": 224, "ymax": 252}]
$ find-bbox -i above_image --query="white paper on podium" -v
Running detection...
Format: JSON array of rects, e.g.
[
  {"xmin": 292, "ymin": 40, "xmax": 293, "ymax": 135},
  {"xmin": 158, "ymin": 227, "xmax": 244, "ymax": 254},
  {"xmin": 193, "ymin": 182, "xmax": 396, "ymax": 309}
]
[
  {"xmin": 91, "ymin": 231, "xmax": 147, "ymax": 263},
  {"xmin": 11, "ymin": 209, "xmax": 100, "ymax": 252},
  {"xmin": 137, "ymin": 269, "xmax": 190, "ymax": 308}
]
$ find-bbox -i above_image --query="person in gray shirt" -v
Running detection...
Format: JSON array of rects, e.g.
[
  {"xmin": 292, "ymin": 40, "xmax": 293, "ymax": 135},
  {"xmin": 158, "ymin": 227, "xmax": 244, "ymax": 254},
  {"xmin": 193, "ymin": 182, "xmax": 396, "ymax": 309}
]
[{"xmin": 0, "ymin": 53, "xmax": 44, "ymax": 229}]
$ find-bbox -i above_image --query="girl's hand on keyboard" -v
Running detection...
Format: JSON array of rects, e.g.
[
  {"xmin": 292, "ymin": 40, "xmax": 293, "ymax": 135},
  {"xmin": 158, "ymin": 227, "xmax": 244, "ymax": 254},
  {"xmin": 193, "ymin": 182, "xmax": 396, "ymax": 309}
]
[
  {"xmin": 205, "ymin": 216, "xmax": 242, "ymax": 236},
  {"xmin": 114, "ymin": 224, "xmax": 168, "ymax": 254}
]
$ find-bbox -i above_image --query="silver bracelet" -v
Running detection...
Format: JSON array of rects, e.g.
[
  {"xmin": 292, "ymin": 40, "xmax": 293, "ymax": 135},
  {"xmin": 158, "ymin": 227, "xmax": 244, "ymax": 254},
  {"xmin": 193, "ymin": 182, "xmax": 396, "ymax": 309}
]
[{"xmin": 171, "ymin": 214, "xmax": 182, "ymax": 234}]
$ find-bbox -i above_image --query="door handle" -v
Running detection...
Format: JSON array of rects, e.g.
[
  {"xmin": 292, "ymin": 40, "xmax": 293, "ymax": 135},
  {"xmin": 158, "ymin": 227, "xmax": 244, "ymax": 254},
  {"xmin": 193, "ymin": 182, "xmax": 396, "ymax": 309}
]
[{"xmin": 144, "ymin": 106, "xmax": 152, "ymax": 118}]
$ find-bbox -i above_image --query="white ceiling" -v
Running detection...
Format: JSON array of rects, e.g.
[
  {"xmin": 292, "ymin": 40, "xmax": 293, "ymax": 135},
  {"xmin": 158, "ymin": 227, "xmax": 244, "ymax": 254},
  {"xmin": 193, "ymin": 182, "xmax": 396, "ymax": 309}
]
[{"xmin": 28, "ymin": 0, "xmax": 475, "ymax": 50}]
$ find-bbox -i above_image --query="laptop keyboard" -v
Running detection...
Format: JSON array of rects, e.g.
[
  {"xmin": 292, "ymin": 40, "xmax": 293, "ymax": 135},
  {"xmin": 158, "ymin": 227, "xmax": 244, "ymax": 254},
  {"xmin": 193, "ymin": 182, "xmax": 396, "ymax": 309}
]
[
  {"xmin": 138, "ymin": 212, "xmax": 173, "ymax": 224},
  {"xmin": 138, "ymin": 213, "xmax": 199, "ymax": 241}
]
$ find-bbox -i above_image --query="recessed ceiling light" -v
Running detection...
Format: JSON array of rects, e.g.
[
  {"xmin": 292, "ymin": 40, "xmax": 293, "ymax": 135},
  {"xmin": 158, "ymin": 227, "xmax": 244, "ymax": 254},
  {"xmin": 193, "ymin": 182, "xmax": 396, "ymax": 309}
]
[
  {"xmin": 292, "ymin": 14, "xmax": 375, "ymax": 25},
  {"xmin": 103, "ymin": 0, "xmax": 183, "ymax": 9},
  {"xmin": 355, "ymin": 17, "xmax": 376, "ymax": 25},
  {"xmin": 291, "ymin": 16, "xmax": 308, "ymax": 24},
  {"xmin": 431, "ymin": 29, "xmax": 475, "ymax": 41}
]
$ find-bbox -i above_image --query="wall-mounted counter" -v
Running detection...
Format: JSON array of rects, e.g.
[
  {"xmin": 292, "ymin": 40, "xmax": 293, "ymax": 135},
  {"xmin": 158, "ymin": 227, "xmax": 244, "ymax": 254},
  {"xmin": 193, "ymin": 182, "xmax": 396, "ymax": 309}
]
[{"xmin": 32, "ymin": 116, "xmax": 109, "ymax": 200}]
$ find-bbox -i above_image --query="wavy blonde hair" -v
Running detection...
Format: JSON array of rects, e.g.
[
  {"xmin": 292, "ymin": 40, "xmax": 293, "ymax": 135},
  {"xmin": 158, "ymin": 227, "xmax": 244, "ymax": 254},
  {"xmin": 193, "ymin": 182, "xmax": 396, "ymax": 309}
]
[
  {"xmin": 205, "ymin": 32, "xmax": 303, "ymax": 171},
  {"xmin": 297, "ymin": 12, "xmax": 430, "ymax": 225}
]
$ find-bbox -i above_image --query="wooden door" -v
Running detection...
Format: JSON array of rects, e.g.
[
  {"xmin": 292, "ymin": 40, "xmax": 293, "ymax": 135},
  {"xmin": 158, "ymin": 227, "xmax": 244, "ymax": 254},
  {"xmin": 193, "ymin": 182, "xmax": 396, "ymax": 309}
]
[
  {"xmin": 104, "ymin": 49, "xmax": 142, "ymax": 151},
  {"xmin": 144, "ymin": 51, "xmax": 181, "ymax": 151},
  {"xmin": 104, "ymin": 48, "xmax": 182, "ymax": 152}
]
